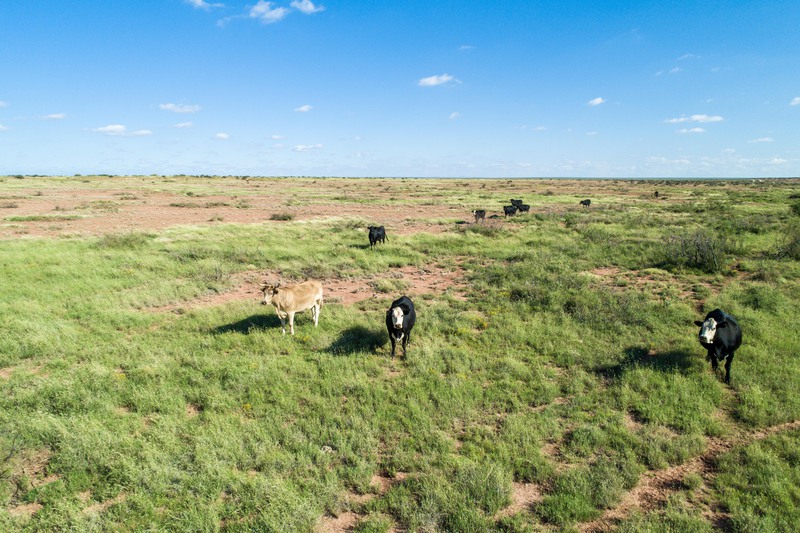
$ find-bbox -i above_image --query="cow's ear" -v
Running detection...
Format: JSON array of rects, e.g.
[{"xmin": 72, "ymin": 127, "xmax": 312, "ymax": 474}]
[
  {"xmin": 717, "ymin": 321, "xmax": 728, "ymax": 328},
  {"xmin": 694, "ymin": 320, "xmax": 703, "ymax": 326}
]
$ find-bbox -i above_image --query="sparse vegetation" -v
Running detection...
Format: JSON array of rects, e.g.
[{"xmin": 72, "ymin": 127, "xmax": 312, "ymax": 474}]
[{"xmin": 0, "ymin": 176, "xmax": 799, "ymax": 531}]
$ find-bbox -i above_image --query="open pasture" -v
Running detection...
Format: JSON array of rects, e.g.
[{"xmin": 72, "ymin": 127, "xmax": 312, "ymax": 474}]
[{"xmin": 2, "ymin": 175, "xmax": 800, "ymax": 532}]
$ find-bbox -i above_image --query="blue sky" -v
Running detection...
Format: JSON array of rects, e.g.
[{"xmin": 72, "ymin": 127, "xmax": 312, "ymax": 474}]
[{"xmin": 1, "ymin": 0, "xmax": 798, "ymax": 177}]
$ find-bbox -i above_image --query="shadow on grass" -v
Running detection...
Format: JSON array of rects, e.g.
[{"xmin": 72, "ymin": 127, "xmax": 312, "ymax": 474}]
[
  {"xmin": 213, "ymin": 314, "xmax": 281, "ymax": 335},
  {"xmin": 597, "ymin": 346, "xmax": 698, "ymax": 380},
  {"xmin": 327, "ymin": 325, "xmax": 386, "ymax": 356}
]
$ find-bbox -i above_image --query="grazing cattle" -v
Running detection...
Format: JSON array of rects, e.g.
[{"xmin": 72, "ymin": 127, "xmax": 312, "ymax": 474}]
[
  {"xmin": 368, "ymin": 225, "xmax": 387, "ymax": 248},
  {"xmin": 503, "ymin": 205, "xmax": 518, "ymax": 217},
  {"xmin": 654, "ymin": 191, "xmax": 660, "ymax": 198},
  {"xmin": 579, "ymin": 199, "xmax": 591, "ymax": 208},
  {"xmin": 694, "ymin": 309, "xmax": 742, "ymax": 384},
  {"xmin": 260, "ymin": 280, "xmax": 323, "ymax": 335},
  {"xmin": 510, "ymin": 199, "xmax": 524, "ymax": 208},
  {"xmin": 472, "ymin": 209, "xmax": 486, "ymax": 223},
  {"xmin": 518, "ymin": 204, "xmax": 530, "ymax": 213},
  {"xmin": 386, "ymin": 296, "xmax": 416, "ymax": 358}
]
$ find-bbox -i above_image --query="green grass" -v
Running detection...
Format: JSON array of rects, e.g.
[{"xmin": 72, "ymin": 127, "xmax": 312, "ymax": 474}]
[{"xmin": 1, "ymin": 176, "xmax": 800, "ymax": 531}]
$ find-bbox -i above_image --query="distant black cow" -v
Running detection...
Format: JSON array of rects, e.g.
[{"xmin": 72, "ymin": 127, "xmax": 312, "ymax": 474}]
[
  {"xmin": 472, "ymin": 209, "xmax": 486, "ymax": 223},
  {"xmin": 368, "ymin": 226, "xmax": 387, "ymax": 248},
  {"xmin": 654, "ymin": 191, "xmax": 660, "ymax": 198},
  {"xmin": 518, "ymin": 204, "xmax": 530, "ymax": 213},
  {"xmin": 695, "ymin": 309, "xmax": 742, "ymax": 384},
  {"xmin": 510, "ymin": 199, "xmax": 524, "ymax": 208},
  {"xmin": 503, "ymin": 205, "xmax": 518, "ymax": 217},
  {"xmin": 386, "ymin": 296, "xmax": 416, "ymax": 358},
  {"xmin": 579, "ymin": 199, "xmax": 591, "ymax": 207}
]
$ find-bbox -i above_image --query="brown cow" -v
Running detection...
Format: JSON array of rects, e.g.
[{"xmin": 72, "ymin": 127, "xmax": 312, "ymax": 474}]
[{"xmin": 259, "ymin": 280, "xmax": 323, "ymax": 335}]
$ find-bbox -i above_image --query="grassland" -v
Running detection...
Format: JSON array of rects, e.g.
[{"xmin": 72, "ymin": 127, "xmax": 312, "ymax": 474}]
[{"xmin": 1, "ymin": 175, "xmax": 800, "ymax": 532}]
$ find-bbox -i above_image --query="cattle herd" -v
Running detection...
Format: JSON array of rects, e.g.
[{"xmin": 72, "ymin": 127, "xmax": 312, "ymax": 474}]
[{"xmin": 258, "ymin": 195, "xmax": 743, "ymax": 382}]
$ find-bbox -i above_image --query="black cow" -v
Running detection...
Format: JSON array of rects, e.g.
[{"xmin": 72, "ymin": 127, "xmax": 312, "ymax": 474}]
[
  {"xmin": 579, "ymin": 199, "xmax": 591, "ymax": 207},
  {"xmin": 386, "ymin": 296, "xmax": 416, "ymax": 358},
  {"xmin": 503, "ymin": 205, "xmax": 517, "ymax": 217},
  {"xmin": 472, "ymin": 209, "xmax": 486, "ymax": 223},
  {"xmin": 654, "ymin": 191, "xmax": 660, "ymax": 198},
  {"xmin": 368, "ymin": 226, "xmax": 387, "ymax": 248},
  {"xmin": 510, "ymin": 199, "xmax": 524, "ymax": 208},
  {"xmin": 695, "ymin": 309, "xmax": 742, "ymax": 384},
  {"xmin": 518, "ymin": 204, "xmax": 530, "ymax": 213}
]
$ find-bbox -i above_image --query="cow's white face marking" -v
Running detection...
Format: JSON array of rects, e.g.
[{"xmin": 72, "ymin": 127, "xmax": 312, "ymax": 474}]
[
  {"xmin": 699, "ymin": 317, "xmax": 717, "ymax": 344},
  {"xmin": 391, "ymin": 307, "xmax": 404, "ymax": 329}
]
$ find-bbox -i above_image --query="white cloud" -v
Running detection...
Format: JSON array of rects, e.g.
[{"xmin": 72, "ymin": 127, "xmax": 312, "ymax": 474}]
[
  {"xmin": 586, "ymin": 131, "xmax": 599, "ymax": 136},
  {"xmin": 677, "ymin": 53, "xmax": 699, "ymax": 60},
  {"xmin": 418, "ymin": 73, "xmax": 456, "ymax": 87},
  {"xmin": 215, "ymin": 132, "xmax": 230, "ymax": 140},
  {"xmin": 665, "ymin": 114, "xmax": 723, "ymax": 123},
  {"xmin": 669, "ymin": 67, "xmax": 682, "ymax": 74},
  {"xmin": 160, "ymin": 103, "xmax": 201, "ymax": 113},
  {"xmin": 271, "ymin": 134, "xmax": 284, "ymax": 140},
  {"xmin": 175, "ymin": 122, "xmax": 193, "ymax": 128},
  {"xmin": 249, "ymin": 1, "xmax": 290, "ymax": 23},
  {"xmin": 587, "ymin": 97, "xmax": 606, "ymax": 106},
  {"xmin": 770, "ymin": 158, "xmax": 788, "ymax": 165},
  {"xmin": 449, "ymin": 112, "xmax": 460, "ymax": 120},
  {"xmin": 290, "ymin": 0, "xmax": 324, "ymax": 14},
  {"xmin": 293, "ymin": 144, "xmax": 322, "ymax": 152},
  {"xmin": 0, "ymin": 124, "xmax": 7, "ymax": 131},
  {"xmin": 294, "ymin": 104, "xmax": 312, "ymax": 112},
  {"xmin": 678, "ymin": 127, "xmax": 705, "ymax": 134},
  {"xmin": 44, "ymin": 113, "xmax": 66, "ymax": 120},
  {"xmin": 459, "ymin": 45, "xmax": 475, "ymax": 51},
  {"xmin": 791, "ymin": 97, "xmax": 800, "ymax": 106},
  {"xmin": 185, "ymin": 0, "xmax": 223, "ymax": 9},
  {"xmin": 0, "ymin": 101, "xmax": 7, "ymax": 108},
  {"xmin": 748, "ymin": 137, "xmax": 774, "ymax": 143},
  {"xmin": 92, "ymin": 124, "xmax": 152, "ymax": 137}
]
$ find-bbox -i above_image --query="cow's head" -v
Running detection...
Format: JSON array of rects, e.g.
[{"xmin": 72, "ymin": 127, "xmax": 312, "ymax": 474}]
[
  {"xmin": 259, "ymin": 282, "xmax": 280, "ymax": 305},
  {"xmin": 389, "ymin": 307, "xmax": 404, "ymax": 329},
  {"xmin": 694, "ymin": 316, "xmax": 727, "ymax": 344}
]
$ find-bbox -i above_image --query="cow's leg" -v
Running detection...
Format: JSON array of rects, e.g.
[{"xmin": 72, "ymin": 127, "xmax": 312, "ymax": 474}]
[
  {"xmin": 724, "ymin": 352, "xmax": 734, "ymax": 384},
  {"xmin": 313, "ymin": 301, "xmax": 320, "ymax": 326},
  {"xmin": 709, "ymin": 350, "xmax": 718, "ymax": 374},
  {"xmin": 288, "ymin": 312, "xmax": 295, "ymax": 335},
  {"xmin": 402, "ymin": 335, "xmax": 408, "ymax": 357},
  {"xmin": 390, "ymin": 336, "xmax": 396, "ymax": 358}
]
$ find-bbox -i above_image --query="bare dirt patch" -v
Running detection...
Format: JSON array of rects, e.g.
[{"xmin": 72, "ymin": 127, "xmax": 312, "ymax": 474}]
[
  {"xmin": 495, "ymin": 482, "xmax": 544, "ymax": 520},
  {"xmin": 581, "ymin": 419, "xmax": 800, "ymax": 532},
  {"xmin": 83, "ymin": 493, "xmax": 127, "ymax": 515},
  {"xmin": 7, "ymin": 502, "xmax": 43, "ymax": 518}
]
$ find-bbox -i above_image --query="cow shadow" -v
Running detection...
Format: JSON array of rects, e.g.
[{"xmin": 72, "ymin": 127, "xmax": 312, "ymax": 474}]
[
  {"xmin": 327, "ymin": 326, "xmax": 386, "ymax": 356},
  {"xmin": 597, "ymin": 346, "xmax": 697, "ymax": 380},
  {"xmin": 213, "ymin": 314, "xmax": 280, "ymax": 335}
]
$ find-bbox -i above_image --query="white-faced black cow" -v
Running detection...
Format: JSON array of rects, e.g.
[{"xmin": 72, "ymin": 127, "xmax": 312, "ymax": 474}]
[
  {"xmin": 510, "ymin": 199, "xmax": 524, "ymax": 208},
  {"xmin": 386, "ymin": 295, "xmax": 416, "ymax": 358},
  {"xmin": 503, "ymin": 205, "xmax": 518, "ymax": 217},
  {"xmin": 368, "ymin": 226, "xmax": 387, "ymax": 248},
  {"xmin": 472, "ymin": 209, "xmax": 486, "ymax": 223},
  {"xmin": 694, "ymin": 309, "xmax": 742, "ymax": 384},
  {"xmin": 579, "ymin": 199, "xmax": 591, "ymax": 207}
]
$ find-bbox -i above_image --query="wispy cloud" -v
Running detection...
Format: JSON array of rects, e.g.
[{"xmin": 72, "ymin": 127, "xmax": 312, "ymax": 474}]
[
  {"xmin": 665, "ymin": 114, "xmax": 723, "ymax": 123},
  {"xmin": 43, "ymin": 113, "xmax": 66, "ymax": 120},
  {"xmin": 249, "ymin": 1, "xmax": 290, "ymax": 23},
  {"xmin": 92, "ymin": 124, "xmax": 152, "ymax": 137},
  {"xmin": 160, "ymin": 103, "xmax": 201, "ymax": 113},
  {"xmin": 294, "ymin": 104, "xmax": 312, "ymax": 112},
  {"xmin": 587, "ymin": 97, "xmax": 606, "ymax": 106},
  {"xmin": 449, "ymin": 112, "xmax": 460, "ymax": 120},
  {"xmin": 271, "ymin": 134, "xmax": 284, "ymax": 140},
  {"xmin": 748, "ymin": 137, "xmax": 774, "ymax": 143},
  {"xmin": 677, "ymin": 53, "xmax": 699, "ymax": 60},
  {"xmin": 459, "ymin": 45, "xmax": 475, "ymax": 51},
  {"xmin": 791, "ymin": 97, "xmax": 800, "ymax": 106},
  {"xmin": 185, "ymin": 0, "xmax": 223, "ymax": 10},
  {"xmin": 293, "ymin": 143, "xmax": 322, "ymax": 152},
  {"xmin": 290, "ymin": 0, "xmax": 324, "ymax": 14},
  {"xmin": 678, "ymin": 127, "xmax": 705, "ymax": 134},
  {"xmin": 418, "ymin": 73, "xmax": 456, "ymax": 87},
  {"xmin": 175, "ymin": 122, "xmax": 193, "ymax": 128},
  {"xmin": 215, "ymin": 132, "xmax": 230, "ymax": 140},
  {"xmin": 0, "ymin": 101, "xmax": 7, "ymax": 108},
  {"xmin": 0, "ymin": 124, "xmax": 8, "ymax": 131}
]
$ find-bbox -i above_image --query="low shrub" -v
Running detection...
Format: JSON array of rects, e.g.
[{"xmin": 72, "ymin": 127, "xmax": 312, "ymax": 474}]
[{"xmin": 270, "ymin": 213, "xmax": 294, "ymax": 221}]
